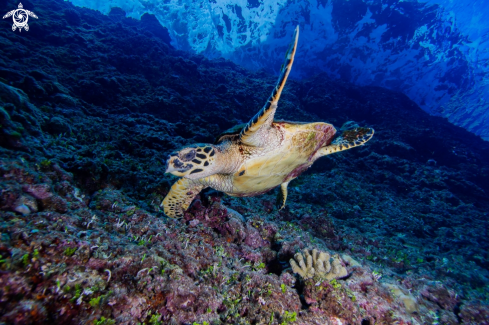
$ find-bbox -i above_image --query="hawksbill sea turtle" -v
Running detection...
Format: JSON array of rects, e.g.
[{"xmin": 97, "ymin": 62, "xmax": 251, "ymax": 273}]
[
  {"xmin": 3, "ymin": 3, "xmax": 38, "ymax": 32},
  {"xmin": 162, "ymin": 26, "xmax": 374, "ymax": 218}
]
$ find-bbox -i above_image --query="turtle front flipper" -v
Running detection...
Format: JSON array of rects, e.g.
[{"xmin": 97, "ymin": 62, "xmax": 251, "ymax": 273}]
[
  {"xmin": 2, "ymin": 10, "xmax": 15, "ymax": 19},
  {"xmin": 26, "ymin": 10, "xmax": 39, "ymax": 19},
  {"xmin": 239, "ymin": 26, "xmax": 299, "ymax": 147},
  {"xmin": 162, "ymin": 178, "xmax": 207, "ymax": 218},
  {"xmin": 314, "ymin": 127, "xmax": 374, "ymax": 159}
]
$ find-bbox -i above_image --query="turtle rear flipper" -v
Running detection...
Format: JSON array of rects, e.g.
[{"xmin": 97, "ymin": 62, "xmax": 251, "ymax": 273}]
[
  {"xmin": 239, "ymin": 26, "xmax": 299, "ymax": 147},
  {"xmin": 314, "ymin": 127, "xmax": 374, "ymax": 158},
  {"xmin": 276, "ymin": 181, "xmax": 290, "ymax": 210},
  {"xmin": 162, "ymin": 178, "xmax": 207, "ymax": 218}
]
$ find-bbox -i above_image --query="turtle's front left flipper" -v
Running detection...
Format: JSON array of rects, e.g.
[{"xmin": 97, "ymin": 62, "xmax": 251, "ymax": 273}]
[
  {"xmin": 162, "ymin": 178, "xmax": 207, "ymax": 218},
  {"xmin": 239, "ymin": 26, "xmax": 299, "ymax": 147},
  {"xmin": 314, "ymin": 127, "xmax": 374, "ymax": 159}
]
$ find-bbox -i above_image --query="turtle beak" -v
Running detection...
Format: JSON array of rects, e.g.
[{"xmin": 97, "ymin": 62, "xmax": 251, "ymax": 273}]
[
  {"xmin": 164, "ymin": 155, "xmax": 172, "ymax": 174},
  {"xmin": 164, "ymin": 154, "xmax": 179, "ymax": 174}
]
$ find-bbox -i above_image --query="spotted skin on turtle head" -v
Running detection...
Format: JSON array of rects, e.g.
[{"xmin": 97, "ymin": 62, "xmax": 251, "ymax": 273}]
[{"xmin": 165, "ymin": 145, "xmax": 216, "ymax": 178}]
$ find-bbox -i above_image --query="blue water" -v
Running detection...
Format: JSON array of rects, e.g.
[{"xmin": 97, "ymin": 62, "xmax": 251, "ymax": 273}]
[
  {"xmin": 1, "ymin": 0, "xmax": 489, "ymax": 323},
  {"xmin": 67, "ymin": 0, "xmax": 489, "ymax": 141}
]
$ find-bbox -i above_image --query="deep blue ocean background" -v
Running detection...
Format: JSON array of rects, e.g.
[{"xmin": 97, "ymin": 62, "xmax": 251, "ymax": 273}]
[
  {"xmin": 0, "ymin": 0, "xmax": 488, "ymax": 324},
  {"xmin": 68, "ymin": 0, "xmax": 489, "ymax": 142}
]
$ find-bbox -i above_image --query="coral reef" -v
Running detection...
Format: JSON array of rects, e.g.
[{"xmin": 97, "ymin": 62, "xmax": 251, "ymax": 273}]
[
  {"xmin": 0, "ymin": 0, "xmax": 488, "ymax": 323},
  {"xmin": 290, "ymin": 248, "xmax": 347, "ymax": 281}
]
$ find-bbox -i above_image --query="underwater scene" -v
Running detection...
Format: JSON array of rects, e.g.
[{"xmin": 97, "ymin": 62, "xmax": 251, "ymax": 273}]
[{"xmin": 0, "ymin": 0, "xmax": 488, "ymax": 324}]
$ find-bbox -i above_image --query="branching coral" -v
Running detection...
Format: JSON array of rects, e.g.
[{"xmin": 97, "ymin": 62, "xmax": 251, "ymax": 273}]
[{"xmin": 290, "ymin": 248, "xmax": 347, "ymax": 280}]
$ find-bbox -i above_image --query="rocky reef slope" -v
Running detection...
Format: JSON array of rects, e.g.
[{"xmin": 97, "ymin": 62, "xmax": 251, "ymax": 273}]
[{"xmin": 0, "ymin": 0, "xmax": 488, "ymax": 324}]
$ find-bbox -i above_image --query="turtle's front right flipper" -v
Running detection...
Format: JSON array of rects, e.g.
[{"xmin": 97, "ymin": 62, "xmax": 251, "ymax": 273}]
[
  {"xmin": 26, "ymin": 10, "xmax": 38, "ymax": 19},
  {"xmin": 314, "ymin": 127, "xmax": 374, "ymax": 159},
  {"xmin": 239, "ymin": 26, "xmax": 299, "ymax": 147},
  {"xmin": 162, "ymin": 178, "xmax": 207, "ymax": 218}
]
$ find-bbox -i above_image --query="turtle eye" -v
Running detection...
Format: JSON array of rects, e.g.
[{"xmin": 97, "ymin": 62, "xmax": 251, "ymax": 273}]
[
  {"xmin": 172, "ymin": 159, "xmax": 184, "ymax": 168},
  {"xmin": 180, "ymin": 149, "xmax": 196, "ymax": 161}
]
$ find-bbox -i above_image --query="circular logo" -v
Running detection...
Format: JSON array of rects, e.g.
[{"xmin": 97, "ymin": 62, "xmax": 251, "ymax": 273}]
[
  {"xmin": 13, "ymin": 9, "xmax": 28, "ymax": 28},
  {"xmin": 3, "ymin": 3, "xmax": 38, "ymax": 32}
]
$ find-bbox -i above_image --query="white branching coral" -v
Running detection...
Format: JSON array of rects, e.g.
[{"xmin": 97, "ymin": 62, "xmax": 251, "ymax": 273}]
[{"xmin": 290, "ymin": 248, "xmax": 347, "ymax": 280}]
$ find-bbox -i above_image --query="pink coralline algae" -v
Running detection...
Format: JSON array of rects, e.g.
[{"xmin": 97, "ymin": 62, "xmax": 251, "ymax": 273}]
[
  {"xmin": 1, "ymin": 1, "xmax": 489, "ymax": 322},
  {"xmin": 1, "ymin": 113, "xmax": 488, "ymax": 325}
]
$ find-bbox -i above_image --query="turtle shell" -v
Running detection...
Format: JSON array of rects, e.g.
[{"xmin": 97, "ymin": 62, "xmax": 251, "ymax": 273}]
[
  {"xmin": 224, "ymin": 121, "xmax": 336, "ymax": 197},
  {"xmin": 215, "ymin": 120, "xmax": 310, "ymax": 144},
  {"xmin": 214, "ymin": 123, "xmax": 246, "ymax": 144}
]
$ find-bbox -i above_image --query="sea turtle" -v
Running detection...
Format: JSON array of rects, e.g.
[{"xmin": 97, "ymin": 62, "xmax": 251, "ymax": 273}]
[
  {"xmin": 162, "ymin": 26, "xmax": 374, "ymax": 218},
  {"xmin": 2, "ymin": 3, "xmax": 38, "ymax": 32}
]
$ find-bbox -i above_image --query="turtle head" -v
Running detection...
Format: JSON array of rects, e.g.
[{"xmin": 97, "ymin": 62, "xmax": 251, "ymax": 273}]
[{"xmin": 165, "ymin": 144, "xmax": 218, "ymax": 179}]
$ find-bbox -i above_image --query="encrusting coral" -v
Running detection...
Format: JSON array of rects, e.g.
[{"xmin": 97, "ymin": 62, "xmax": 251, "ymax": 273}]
[
  {"xmin": 1, "ymin": 0, "xmax": 489, "ymax": 323},
  {"xmin": 290, "ymin": 248, "xmax": 347, "ymax": 280}
]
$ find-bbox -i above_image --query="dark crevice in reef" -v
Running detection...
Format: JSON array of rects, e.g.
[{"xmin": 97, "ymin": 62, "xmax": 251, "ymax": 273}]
[
  {"xmin": 267, "ymin": 242, "xmax": 284, "ymax": 277},
  {"xmin": 294, "ymin": 279, "xmax": 310, "ymax": 310},
  {"xmin": 361, "ymin": 319, "xmax": 371, "ymax": 325},
  {"xmin": 266, "ymin": 258, "xmax": 284, "ymax": 278}
]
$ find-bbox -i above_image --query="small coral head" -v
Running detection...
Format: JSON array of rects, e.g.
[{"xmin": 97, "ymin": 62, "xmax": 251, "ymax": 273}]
[{"xmin": 165, "ymin": 144, "xmax": 216, "ymax": 178}]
